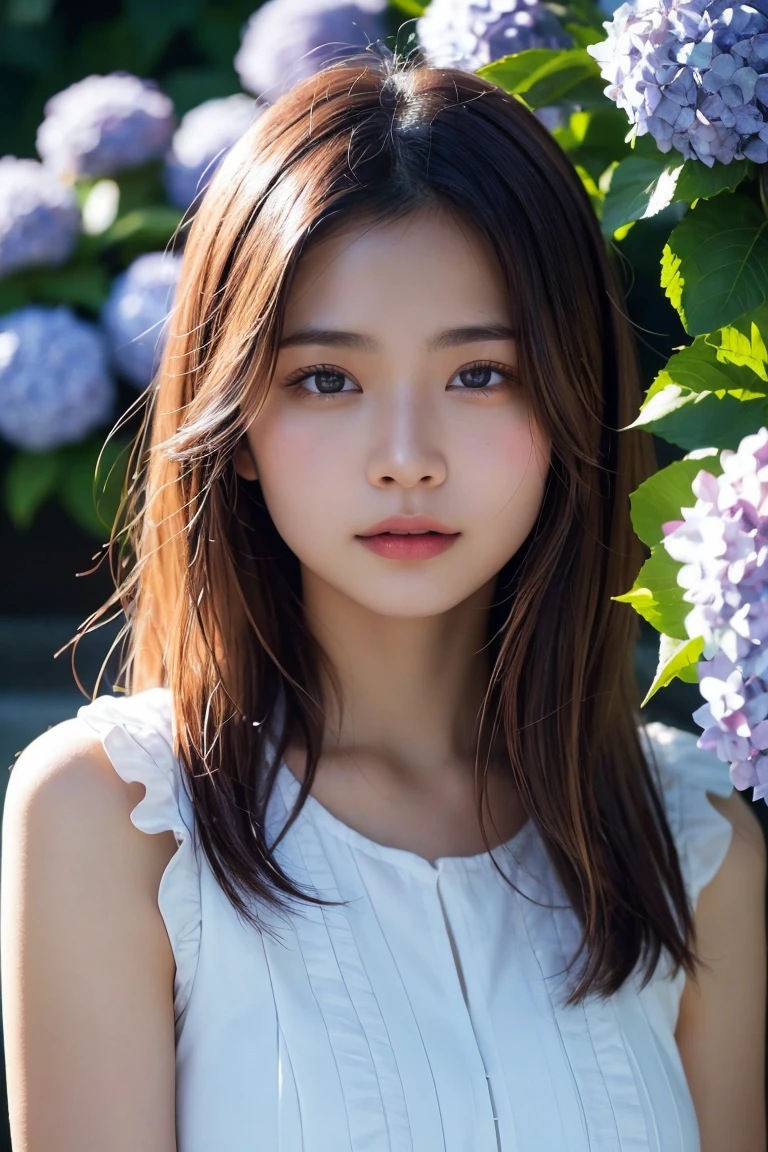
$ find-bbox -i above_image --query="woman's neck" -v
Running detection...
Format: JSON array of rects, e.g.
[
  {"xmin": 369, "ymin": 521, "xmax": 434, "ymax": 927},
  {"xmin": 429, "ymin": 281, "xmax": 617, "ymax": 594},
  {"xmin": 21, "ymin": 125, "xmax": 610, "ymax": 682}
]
[{"xmin": 301, "ymin": 566, "xmax": 500, "ymax": 791}]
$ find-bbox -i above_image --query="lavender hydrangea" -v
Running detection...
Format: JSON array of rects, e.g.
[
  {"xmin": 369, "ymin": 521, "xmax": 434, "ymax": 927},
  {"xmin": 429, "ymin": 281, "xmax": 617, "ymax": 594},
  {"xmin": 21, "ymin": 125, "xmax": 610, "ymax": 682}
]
[
  {"xmin": 661, "ymin": 427, "xmax": 768, "ymax": 800},
  {"xmin": 0, "ymin": 305, "xmax": 115, "ymax": 452},
  {"xmin": 587, "ymin": 0, "xmax": 768, "ymax": 166},
  {"xmin": 417, "ymin": 0, "xmax": 573, "ymax": 72},
  {"xmin": 36, "ymin": 72, "xmax": 176, "ymax": 180},
  {"xmin": 234, "ymin": 0, "xmax": 389, "ymax": 100},
  {"xmin": 101, "ymin": 251, "xmax": 183, "ymax": 388},
  {"xmin": 0, "ymin": 157, "xmax": 81, "ymax": 279},
  {"xmin": 163, "ymin": 95, "xmax": 263, "ymax": 212}
]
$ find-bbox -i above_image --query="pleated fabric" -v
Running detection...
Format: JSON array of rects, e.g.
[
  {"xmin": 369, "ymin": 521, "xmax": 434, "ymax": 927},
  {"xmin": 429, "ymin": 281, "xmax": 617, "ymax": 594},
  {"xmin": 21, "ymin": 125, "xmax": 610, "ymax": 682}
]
[{"xmin": 77, "ymin": 689, "xmax": 734, "ymax": 1152}]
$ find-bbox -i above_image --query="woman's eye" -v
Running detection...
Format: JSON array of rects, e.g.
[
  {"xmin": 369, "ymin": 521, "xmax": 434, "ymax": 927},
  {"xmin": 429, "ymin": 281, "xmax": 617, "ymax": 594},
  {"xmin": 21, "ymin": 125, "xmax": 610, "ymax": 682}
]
[
  {"xmin": 284, "ymin": 360, "xmax": 516, "ymax": 400},
  {"xmin": 450, "ymin": 362, "xmax": 515, "ymax": 393},
  {"xmin": 286, "ymin": 366, "xmax": 358, "ymax": 398}
]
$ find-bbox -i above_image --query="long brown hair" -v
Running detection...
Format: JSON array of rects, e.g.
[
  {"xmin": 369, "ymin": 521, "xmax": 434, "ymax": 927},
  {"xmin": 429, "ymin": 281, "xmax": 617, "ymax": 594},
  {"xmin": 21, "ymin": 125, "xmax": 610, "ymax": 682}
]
[{"xmin": 68, "ymin": 48, "xmax": 697, "ymax": 1006}]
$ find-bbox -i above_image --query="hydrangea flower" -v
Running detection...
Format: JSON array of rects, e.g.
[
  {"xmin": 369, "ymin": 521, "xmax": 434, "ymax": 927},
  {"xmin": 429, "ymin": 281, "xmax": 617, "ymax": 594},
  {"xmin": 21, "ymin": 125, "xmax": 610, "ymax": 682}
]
[
  {"xmin": 587, "ymin": 0, "xmax": 768, "ymax": 166},
  {"xmin": 36, "ymin": 72, "xmax": 176, "ymax": 180},
  {"xmin": 163, "ymin": 95, "xmax": 263, "ymax": 212},
  {"xmin": 417, "ymin": 0, "xmax": 573, "ymax": 72},
  {"xmin": 0, "ymin": 305, "xmax": 115, "ymax": 452},
  {"xmin": 0, "ymin": 157, "xmax": 81, "ymax": 279},
  {"xmin": 101, "ymin": 251, "xmax": 183, "ymax": 388},
  {"xmin": 416, "ymin": 0, "xmax": 574, "ymax": 133},
  {"xmin": 234, "ymin": 0, "xmax": 390, "ymax": 100},
  {"xmin": 662, "ymin": 426, "xmax": 768, "ymax": 800}
]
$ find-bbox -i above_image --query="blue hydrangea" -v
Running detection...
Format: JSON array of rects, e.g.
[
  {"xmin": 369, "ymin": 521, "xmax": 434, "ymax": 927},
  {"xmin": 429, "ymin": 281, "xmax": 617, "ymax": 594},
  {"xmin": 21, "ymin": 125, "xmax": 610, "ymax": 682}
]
[
  {"xmin": 234, "ymin": 0, "xmax": 390, "ymax": 100},
  {"xmin": 661, "ymin": 426, "xmax": 768, "ymax": 800},
  {"xmin": 0, "ymin": 157, "xmax": 81, "ymax": 280},
  {"xmin": 0, "ymin": 305, "xmax": 115, "ymax": 452},
  {"xmin": 101, "ymin": 251, "xmax": 183, "ymax": 388},
  {"xmin": 163, "ymin": 94, "xmax": 264, "ymax": 212},
  {"xmin": 417, "ymin": 0, "xmax": 573, "ymax": 72},
  {"xmin": 588, "ymin": 0, "xmax": 768, "ymax": 166},
  {"xmin": 36, "ymin": 72, "xmax": 176, "ymax": 180}
]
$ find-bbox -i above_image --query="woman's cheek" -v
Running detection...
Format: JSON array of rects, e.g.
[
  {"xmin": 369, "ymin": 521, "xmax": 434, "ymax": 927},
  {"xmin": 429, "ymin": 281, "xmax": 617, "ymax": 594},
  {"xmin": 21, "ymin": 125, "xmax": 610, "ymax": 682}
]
[
  {"xmin": 471, "ymin": 417, "xmax": 540, "ymax": 487},
  {"xmin": 252, "ymin": 418, "xmax": 349, "ymax": 545}
]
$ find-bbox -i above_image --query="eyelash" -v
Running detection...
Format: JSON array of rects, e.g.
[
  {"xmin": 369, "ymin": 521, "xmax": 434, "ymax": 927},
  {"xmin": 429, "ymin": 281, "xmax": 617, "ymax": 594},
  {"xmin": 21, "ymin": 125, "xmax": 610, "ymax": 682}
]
[{"xmin": 281, "ymin": 360, "xmax": 518, "ymax": 402}]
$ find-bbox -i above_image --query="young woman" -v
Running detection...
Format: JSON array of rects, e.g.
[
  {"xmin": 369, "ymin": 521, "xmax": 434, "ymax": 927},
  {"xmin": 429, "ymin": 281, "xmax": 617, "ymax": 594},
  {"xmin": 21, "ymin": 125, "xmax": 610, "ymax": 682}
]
[{"xmin": 2, "ymin": 49, "xmax": 766, "ymax": 1152}]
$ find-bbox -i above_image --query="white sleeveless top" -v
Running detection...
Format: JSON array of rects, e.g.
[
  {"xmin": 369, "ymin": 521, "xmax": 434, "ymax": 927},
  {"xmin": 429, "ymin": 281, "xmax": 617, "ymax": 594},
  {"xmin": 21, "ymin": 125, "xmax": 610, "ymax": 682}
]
[{"xmin": 76, "ymin": 686, "xmax": 735, "ymax": 1152}]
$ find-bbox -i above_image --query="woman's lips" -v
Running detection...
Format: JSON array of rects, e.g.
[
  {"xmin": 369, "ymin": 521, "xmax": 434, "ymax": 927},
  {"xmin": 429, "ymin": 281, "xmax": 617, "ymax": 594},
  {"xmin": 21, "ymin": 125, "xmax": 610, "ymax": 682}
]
[{"xmin": 355, "ymin": 531, "xmax": 460, "ymax": 560}]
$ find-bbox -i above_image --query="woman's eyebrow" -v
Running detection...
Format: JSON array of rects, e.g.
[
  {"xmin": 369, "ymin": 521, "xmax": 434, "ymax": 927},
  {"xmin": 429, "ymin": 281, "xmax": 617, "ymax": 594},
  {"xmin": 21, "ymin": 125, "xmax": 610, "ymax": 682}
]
[{"xmin": 278, "ymin": 323, "xmax": 517, "ymax": 352}]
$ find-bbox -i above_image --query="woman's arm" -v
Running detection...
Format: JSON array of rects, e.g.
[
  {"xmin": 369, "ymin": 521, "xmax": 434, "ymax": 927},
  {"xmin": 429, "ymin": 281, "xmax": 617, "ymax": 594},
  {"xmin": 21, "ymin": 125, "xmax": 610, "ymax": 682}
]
[
  {"xmin": 1, "ymin": 719, "xmax": 179, "ymax": 1151},
  {"xmin": 675, "ymin": 789, "xmax": 767, "ymax": 1152}
]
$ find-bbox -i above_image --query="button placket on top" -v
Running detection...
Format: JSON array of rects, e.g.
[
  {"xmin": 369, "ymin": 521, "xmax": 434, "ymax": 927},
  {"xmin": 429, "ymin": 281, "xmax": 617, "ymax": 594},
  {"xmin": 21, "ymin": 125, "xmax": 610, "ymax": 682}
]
[{"xmin": 429, "ymin": 865, "xmax": 508, "ymax": 1152}]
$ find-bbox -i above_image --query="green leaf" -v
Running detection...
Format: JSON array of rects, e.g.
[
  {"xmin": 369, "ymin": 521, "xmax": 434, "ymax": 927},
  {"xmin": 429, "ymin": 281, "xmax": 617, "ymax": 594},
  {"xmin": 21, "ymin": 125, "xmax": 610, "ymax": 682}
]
[
  {"xmin": 674, "ymin": 159, "xmax": 751, "ymax": 204},
  {"xmin": 478, "ymin": 49, "xmax": 564, "ymax": 91},
  {"xmin": 661, "ymin": 193, "xmax": 768, "ymax": 335},
  {"xmin": 553, "ymin": 107, "xmax": 637, "ymax": 183},
  {"xmin": 612, "ymin": 546, "xmax": 691, "ymax": 639},
  {"xmin": 3, "ymin": 448, "xmax": 61, "ymax": 530},
  {"xmin": 628, "ymin": 453, "xmax": 723, "ymax": 548},
  {"xmin": 627, "ymin": 301, "xmax": 768, "ymax": 448},
  {"xmin": 564, "ymin": 23, "xmax": 606, "ymax": 48},
  {"xmin": 640, "ymin": 633, "xmax": 705, "ymax": 706},
  {"xmin": 57, "ymin": 435, "xmax": 129, "ymax": 539},
  {"xmin": 628, "ymin": 388, "xmax": 768, "ymax": 450},
  {"xmin": 644, "ymin": 307, "xmax": 768, "ymax": 407},
  {"xmin": 27, "ymin": 264, "xmax": 111, "ymax": 312},
  {"xmin": 387, "ymin": 0, "xmax": 427, "ymax": 14},
  {"xmin": 705, "ymin": 300, "xmax": 768, "ymax": 379},
  {"xmin": 677, "ymin": 657, "xmax": 703, "ymax": 684},
  {"xmin": 575, "ymin": 163, "xmax": 604, "ymax": 216},
  {"xmin": 600, "ymin": 155, "xmax": 682, "ymax": 236},
  {"xmin": 601, "ymin": 157, "xmax": 754, "ymax": 238},
  {"xmin": 98, "ymin": 207, "xmax": 184, "ymax": 249},
  {"xmin": 478, "ymin": 47, "xmax": 602, "ymax": 109},
  {"xmin": 561, "ymin": 0, "xmax": 608, "ymax": 32},
  {"xmin": 555, "ymin": 75, "xmax": 615, "ymax": 111}
]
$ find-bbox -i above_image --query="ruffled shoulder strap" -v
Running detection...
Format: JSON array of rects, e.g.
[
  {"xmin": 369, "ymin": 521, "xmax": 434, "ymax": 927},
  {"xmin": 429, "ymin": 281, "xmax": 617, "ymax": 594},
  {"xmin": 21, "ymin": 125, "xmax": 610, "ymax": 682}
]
[
  {"xmin": 76, "ymin": 686, "xmax": 201, "ymax": 1029},
  {"xmin": 639, "ymin": 720, "xmax": 735, "ymax": 911}
]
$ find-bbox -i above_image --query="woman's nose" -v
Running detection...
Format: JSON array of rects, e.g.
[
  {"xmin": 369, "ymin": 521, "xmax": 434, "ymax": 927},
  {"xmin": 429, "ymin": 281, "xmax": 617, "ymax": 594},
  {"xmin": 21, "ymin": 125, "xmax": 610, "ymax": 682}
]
[{"xmin": 365, "ymin": 388, "xmax": 448, "ymax": 489}]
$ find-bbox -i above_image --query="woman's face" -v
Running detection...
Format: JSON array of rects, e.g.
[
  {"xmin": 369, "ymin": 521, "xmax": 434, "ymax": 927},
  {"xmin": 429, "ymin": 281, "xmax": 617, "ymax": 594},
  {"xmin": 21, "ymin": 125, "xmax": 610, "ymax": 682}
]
[{"xmin": 235, "ymin": 208, "xmax": 552, "ymax": 618}]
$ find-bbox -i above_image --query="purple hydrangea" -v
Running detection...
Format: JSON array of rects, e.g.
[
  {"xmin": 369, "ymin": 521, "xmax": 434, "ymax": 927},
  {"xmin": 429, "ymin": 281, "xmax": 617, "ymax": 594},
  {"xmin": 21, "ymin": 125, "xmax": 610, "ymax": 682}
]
[
  {"xmin": 0, "ymin": 157, "xmax": 81, "ymax": 279},
  {"xmin": 0, "ymin": 305, "xmax": 115, "ymax": 452},
  {"xmin": 36, "ymin": 72, "xmax": 176, "ymax": 180},
  {"xmin": 234, "ymin": 0, "xmax": 390, "ymax": 100},
  {"xmin": 587, "ymin": 0, "xmax": 768, "ymax": 167},
  {"xmin": 101, "ymin": 251, "xmax": 183, "ymax": 388},
  {"xmin": 661, "ymin": 427, "xmax": 768, "ymax": 800},
  {"xmin": 163, "ymin": 94, "xmax": 264, "ymax": 212},
  {"xmin": 417, "ymin": 0, "xmax": 573, "ymax": 72}
]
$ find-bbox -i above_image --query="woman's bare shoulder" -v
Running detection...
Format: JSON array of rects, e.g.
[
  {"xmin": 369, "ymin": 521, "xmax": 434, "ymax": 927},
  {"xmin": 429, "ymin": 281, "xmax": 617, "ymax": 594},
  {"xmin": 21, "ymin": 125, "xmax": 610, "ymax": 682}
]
[
  {"xmin": 9, "ymin": 714, "xmax": 143, "ymax": 810},
  {"xmin": 5, "ymin": 715, "xmax": 177, "ymax": 881},
  {"xmin": 2, "ymin": 716, "xmax": 178, "ymax": 1150}
]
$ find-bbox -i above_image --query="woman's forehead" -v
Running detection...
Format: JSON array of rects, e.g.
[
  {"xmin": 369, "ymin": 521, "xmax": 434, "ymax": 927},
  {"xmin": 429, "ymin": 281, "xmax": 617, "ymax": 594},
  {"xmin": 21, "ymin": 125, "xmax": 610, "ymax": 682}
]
[{"xmin": 281, "ymin": 210, "xmax": 511, "ymax": 334}]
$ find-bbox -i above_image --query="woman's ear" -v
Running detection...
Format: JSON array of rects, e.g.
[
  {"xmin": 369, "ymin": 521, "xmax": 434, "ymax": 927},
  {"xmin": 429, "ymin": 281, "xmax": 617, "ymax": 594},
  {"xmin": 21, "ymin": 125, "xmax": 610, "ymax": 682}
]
[{"xmin": 233, "ymin": 438, "xmax": 259, "ymax": 482}]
